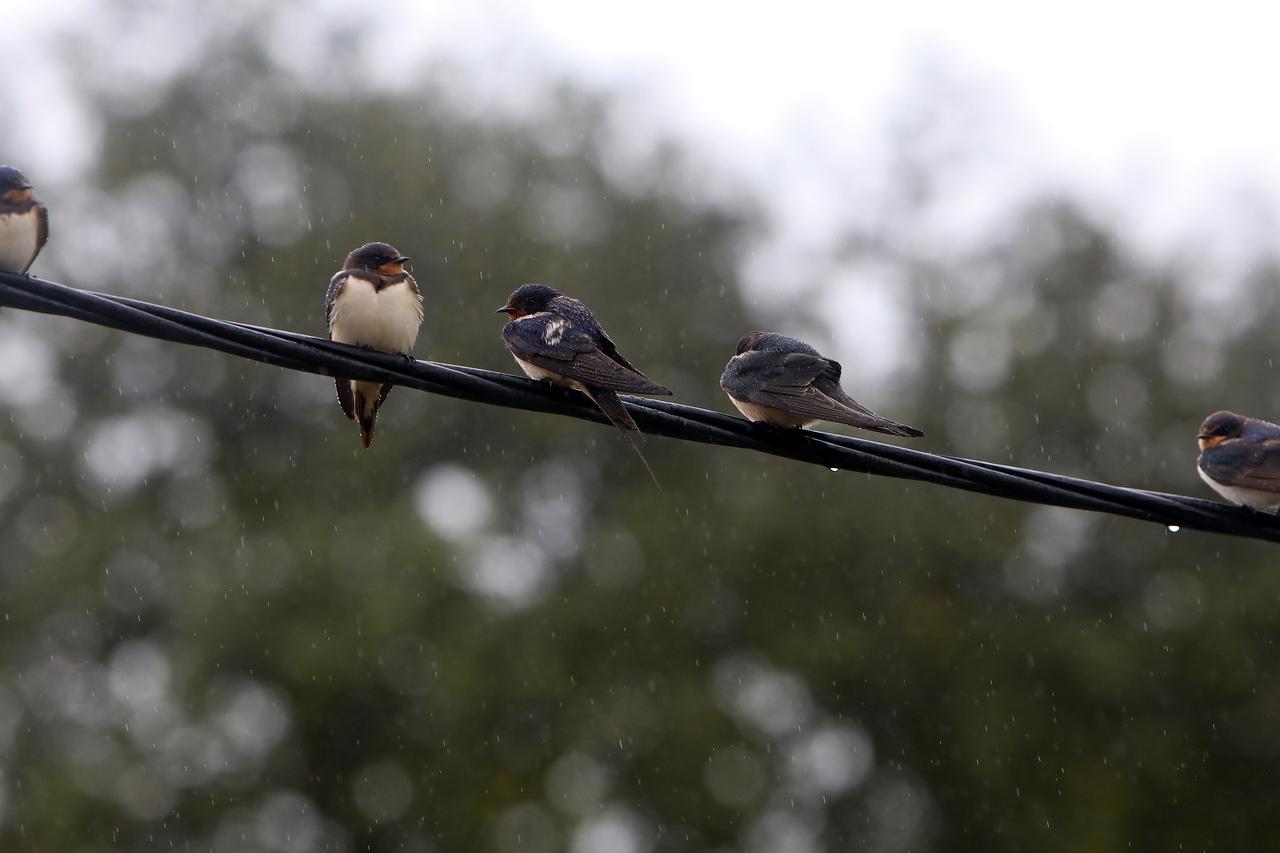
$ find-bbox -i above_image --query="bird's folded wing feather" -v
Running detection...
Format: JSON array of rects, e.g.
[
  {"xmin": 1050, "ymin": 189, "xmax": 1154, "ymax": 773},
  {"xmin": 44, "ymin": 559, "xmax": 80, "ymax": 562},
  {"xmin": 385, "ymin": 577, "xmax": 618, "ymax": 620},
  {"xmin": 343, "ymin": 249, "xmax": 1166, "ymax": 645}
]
[
  {"xmin": 595, "ymin": 328, "xmax": 645, "ymax": 375},
  {"xmin": 721, "ymin": 351, "xmax": 851, "ymax": 418},
  {"xmin": 723, "ymin": 350, "xmax": 921, "ymax": 436},
  {"xmin": 35, "ymin": 204, "xmax": 48, "ymax": 253},
  {"xmin": 721, "ymin": 351, "xmax": 832, "ymax": 399},
  {"xmin": 504, "ymin": 314, "xmax": 670, "ymax": 394},
  {"xmin": 324, "ymin": 272, "xmax": 347, "ymax": 331},
  {"xmin": 326, "ymin": 272, "xmax": 355, "ymax": 418},
  {"xmin": 404, "ymin": 274, "xmax": 425, "ymax": 320},
  {"xmin": 1200, "ymin": 440, "xmax": 1280, "ymax": 492}
]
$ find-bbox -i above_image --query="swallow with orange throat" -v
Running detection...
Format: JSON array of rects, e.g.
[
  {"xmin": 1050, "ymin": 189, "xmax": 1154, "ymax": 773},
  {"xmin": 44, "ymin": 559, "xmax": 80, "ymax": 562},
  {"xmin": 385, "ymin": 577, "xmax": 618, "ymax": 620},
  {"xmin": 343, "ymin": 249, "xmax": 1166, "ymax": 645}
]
[
  {"xmin": 497, "ymin": 283, "xmax": 671, "ymax": 487},
  {"xmin": 720, "ymin": 332, "xmax": 923, "ymax": 437},
  {"xmin": 0, "ymin": 166, "xmax": 48, "ymax": 274},
  {"xmin": 325, "ymin": 242, "xmax": 423, "ymax": 448},
  {"xmin": 1196, "ymin": 410, "xmax": 1280, "ymax": 513}
]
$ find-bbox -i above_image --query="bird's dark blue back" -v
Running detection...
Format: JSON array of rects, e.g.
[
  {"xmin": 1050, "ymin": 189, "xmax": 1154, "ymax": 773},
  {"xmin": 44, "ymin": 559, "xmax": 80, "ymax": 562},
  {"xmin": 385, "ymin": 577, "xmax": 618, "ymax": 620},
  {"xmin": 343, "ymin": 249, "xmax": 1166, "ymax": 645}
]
[
  {"xmin": 1243, "ymin": 417, "xmax": 1280, "ymax": 442},
  {"xmin": 742, "ymin": 332, "xmax": 820, "ymax": 357},
  {"xmin": 550, "ymin": 295, "xmax": 604, "ymax": 339}
]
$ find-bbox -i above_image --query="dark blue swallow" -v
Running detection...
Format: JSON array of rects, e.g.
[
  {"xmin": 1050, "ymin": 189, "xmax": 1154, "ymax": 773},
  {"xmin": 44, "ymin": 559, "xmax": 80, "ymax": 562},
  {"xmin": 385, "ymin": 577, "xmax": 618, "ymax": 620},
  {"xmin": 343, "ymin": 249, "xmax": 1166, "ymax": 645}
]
[
  {"xmin": 325, "ymin": 242, "xmax": 423, "ymax": 448},
  {"xmin": 497, "ymin": 283, "xmax": 671, "ymax": 486},
  {"xmin": 1197, "ymin": 410, "xmax": 1280, "ymax": 512},
  {"xmin": 720, "ymin": 332, "xmax": 922, "ymax": 437}
]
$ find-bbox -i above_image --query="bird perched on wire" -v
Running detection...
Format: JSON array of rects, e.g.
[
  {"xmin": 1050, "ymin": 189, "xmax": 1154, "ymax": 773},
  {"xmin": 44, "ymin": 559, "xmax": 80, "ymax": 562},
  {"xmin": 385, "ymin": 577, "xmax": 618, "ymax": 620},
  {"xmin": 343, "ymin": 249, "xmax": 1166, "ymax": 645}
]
[
  {"xmin": 1196, "ymin": 410, "xmax": 1280, "ymax": 513},
  {"xmin": 325, "ymin": 242, "xmax": 423, "ymax": 448},
  {"xmin": 0, "ymin": 166, "xmax": 48, "ymax": 274},
  {"xmin": 497, "ymin": 283, "xmax": 671, "ymax": 486},
  {"xmin": 720, "ymin": 332, "xmax": 923, "ymax": 438}
]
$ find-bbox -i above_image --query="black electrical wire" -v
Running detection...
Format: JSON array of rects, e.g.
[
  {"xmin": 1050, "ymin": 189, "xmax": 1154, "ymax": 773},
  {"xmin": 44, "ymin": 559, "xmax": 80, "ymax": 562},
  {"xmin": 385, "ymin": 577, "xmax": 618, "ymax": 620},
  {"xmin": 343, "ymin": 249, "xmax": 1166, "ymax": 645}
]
[{"xmin": 1, "ymin": 270, "xmax": 1276, "ymax": 544}]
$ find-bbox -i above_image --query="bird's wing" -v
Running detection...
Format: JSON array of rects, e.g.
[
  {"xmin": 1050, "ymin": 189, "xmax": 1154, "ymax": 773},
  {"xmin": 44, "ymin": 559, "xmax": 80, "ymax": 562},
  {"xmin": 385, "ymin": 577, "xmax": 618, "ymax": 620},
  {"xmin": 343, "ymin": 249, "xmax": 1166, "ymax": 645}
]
[
  {"xmin": 29, "ymin": 204, "xmax": 48, "ymax": 272},
  {"xmin": 555, "ymin": 296, "xmax": 657, "ymax": 381},
  {"xmin": 1200, "ymin": 439, "xmax": 1280, "ymax": 493},
  {"xmin": 326, "ymin": 272, "xmax": 356, "ymax": 418},
  {"xmin": 404, "ymin": 273, "xmax": 425, "ymax": 323},
  {"xmin": 595, "ymin": 330, "xmax": 668, "ymax": 391},
  {"xmin": 812, "ymin": 357, "xmax": 897, "ymax": 419},
  {"xmin": 720, "ymin": 350, "xmax": 835, "ymax": 402},
  {"xmin": 721, "ymin": 350, "xmax": 922, "ymax": 437},
  {"xmin": 503, "ymin": 313, "xmax": 670, "ymax": 394},
  {"xmin": 325, "ymin": 271, "xmax": 348, "ymax": 332},
  {"xmin": 595, "ymin": 326, "xmax": 645, "ymax": 374}
]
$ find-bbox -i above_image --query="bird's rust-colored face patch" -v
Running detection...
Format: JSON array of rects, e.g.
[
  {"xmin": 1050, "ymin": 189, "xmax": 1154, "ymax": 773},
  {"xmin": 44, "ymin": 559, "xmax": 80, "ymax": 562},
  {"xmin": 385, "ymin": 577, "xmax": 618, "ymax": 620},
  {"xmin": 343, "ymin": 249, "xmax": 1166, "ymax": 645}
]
[
  {"xmin": 1, "ymin": 187, "xmax": 31, "ymax": 205},
  {"xmin": 1197, "ymin": 410, "xmax": 1246, "ymax": 452},
  {"xmin": 496, "ymin": 297, "xmax": 534, "ymax": 319},
  {"xmin": 343, "ymin": 242, "xmax": 408, "ymax": 274},
  {"xmin": 497, "ymin": 284, "xmax": 559, "ymax": 321}
]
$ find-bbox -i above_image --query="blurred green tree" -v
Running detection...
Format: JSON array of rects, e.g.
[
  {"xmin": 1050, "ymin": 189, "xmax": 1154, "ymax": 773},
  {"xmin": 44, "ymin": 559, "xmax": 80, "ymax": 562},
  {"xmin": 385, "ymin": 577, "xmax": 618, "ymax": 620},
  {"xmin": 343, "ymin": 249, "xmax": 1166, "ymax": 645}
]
[{"xmin": 2, "ymin": 7, "xmax": 1280, "ymax": 853}]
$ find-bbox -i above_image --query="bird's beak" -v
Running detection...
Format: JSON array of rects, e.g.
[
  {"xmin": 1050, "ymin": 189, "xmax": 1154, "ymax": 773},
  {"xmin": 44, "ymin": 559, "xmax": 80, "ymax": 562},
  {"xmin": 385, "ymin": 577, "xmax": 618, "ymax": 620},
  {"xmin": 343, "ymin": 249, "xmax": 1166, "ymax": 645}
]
[
  {"xmin": 393, "ymin": 256, "xmax": 411, "ymax": 264},
  {"xmin": 17, "ymin": 183, "xmax": 31, "ymax": 191},
  {"xmin": 496, "ymin": 305, "xmax": 515, "ymax": 314},
  {"xmin": 1197, "ymin": 433, "xmax": 1212, "ymax": 441}
]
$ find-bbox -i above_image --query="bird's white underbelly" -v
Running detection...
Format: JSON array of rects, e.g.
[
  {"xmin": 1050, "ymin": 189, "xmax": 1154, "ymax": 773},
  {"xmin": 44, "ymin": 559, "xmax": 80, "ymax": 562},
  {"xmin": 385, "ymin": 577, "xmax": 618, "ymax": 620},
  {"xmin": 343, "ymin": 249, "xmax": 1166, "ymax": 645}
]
[
  {"xmin": 1198, "ymin": 466, "xmax": 1280, "ymax": 512},
  {"xmin": 513, "ymin": 356, "xmax": 585, "ymax": 392},
  {"xmin": 0, "ymin": 210, "xmax": 39, "ymax": 273},
  {"xmin": 329, "ymin": 279, "xmax": 422, "ymax": 354},
  {"xmin": 728, "ymin": 396, "xmax": 815, "ymax": 428}
]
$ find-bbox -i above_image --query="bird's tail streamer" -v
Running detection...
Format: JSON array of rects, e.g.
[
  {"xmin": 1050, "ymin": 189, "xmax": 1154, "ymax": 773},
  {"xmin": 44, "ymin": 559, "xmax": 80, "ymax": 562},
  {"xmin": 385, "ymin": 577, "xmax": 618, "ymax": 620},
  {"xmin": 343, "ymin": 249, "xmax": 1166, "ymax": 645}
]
[{"xmin": 583, "ymin": 387, "xmax": 663, "ymax": 492}]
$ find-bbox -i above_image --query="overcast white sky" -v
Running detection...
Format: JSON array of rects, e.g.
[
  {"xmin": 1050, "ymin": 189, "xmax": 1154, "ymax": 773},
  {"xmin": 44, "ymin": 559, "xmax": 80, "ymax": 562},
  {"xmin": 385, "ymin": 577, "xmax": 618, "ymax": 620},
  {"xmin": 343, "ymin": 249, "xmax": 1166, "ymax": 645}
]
[{"xmin": 393, "ymin": 0, "xmax": 1280, "ymax": 260}]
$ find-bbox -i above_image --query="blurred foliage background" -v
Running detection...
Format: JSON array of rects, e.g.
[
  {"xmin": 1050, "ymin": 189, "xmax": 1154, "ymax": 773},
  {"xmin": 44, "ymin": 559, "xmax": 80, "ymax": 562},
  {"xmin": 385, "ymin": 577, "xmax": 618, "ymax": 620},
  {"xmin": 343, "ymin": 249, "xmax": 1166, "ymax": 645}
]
[{"xmin": 2, "ymin": 3, "xmax": 1280, "ymax": 852}]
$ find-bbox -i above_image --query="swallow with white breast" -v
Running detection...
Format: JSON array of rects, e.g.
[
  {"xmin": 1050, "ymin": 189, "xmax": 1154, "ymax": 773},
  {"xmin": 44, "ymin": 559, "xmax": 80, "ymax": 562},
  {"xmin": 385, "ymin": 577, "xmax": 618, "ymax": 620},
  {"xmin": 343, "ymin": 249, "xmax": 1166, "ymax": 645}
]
[
  {"xmin": 720, "ymin": 332, "xmax": 923, "ymax": 437},
  {"xmin": 496, "ymin": 283, "xmax": 672, "ymax": 486},
  {"xmin": 325, "ymin": 242, "xmax": 423, "ymax": 448},
  {"xmin": 1196, "ymin": 410, "xmax": 1280, "ymax": 513},
  {"xmin": 0, "ymin": 166, "xmax": 48, "ymax": 274}
]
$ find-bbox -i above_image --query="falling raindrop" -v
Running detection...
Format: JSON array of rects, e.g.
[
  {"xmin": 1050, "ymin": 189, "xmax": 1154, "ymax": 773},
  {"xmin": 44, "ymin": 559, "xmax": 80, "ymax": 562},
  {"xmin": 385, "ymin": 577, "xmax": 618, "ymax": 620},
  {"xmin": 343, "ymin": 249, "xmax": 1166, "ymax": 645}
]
[{"xmin": 1166, "ymin": 525, "xmax": 1181, "ymax": 533}]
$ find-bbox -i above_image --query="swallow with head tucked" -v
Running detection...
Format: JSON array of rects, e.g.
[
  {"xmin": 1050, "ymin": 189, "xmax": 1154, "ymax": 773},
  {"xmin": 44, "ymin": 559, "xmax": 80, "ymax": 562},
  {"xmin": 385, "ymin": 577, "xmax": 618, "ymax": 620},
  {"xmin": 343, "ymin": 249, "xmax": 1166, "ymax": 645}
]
[
  {"xmin": 325, "ymin": 242, "xmax": 423, "ymax": 448},
  {"xmin": 720, "ymin": 332, "xmax": 923, "ymax": 437},
  {"xmin": 1196, "ymin": 410, "xmax": 1280, "ymax": 513},
  {"xmin": 0, "ymin": 166, "xmax": 48, "ymax": 274},
  {"xmin": 497, "ymin": 283, "xmax": 671, "ymax": 487}
]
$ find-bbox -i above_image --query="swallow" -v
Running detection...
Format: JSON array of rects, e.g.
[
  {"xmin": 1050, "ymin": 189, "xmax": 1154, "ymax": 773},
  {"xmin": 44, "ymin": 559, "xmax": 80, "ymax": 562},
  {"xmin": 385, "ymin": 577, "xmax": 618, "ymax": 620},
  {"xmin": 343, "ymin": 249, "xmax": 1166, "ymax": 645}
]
[
  {"xmin": 720, "ymin": 332, "xmax": 923, "ymax": 437},
  {"xmin": 0, "ymin": 166, "xmax": 48, "ymax": 274},
  {"xmin": 1196, "ymin": 410, "xmax": 1280, "ymax": 513},
  {"xmin": 496, "ymin": 283, "xmax": 671, "ymax": 486},
  {"xmin": 325, "ymin": 242, "xmax": 423, "ymax": 448}
]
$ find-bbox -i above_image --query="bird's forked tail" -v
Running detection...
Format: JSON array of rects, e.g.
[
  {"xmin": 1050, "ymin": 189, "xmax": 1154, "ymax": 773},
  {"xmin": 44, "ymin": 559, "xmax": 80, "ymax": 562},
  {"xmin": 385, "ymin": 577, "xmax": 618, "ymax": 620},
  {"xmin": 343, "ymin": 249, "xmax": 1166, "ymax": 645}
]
[
  {"xmin": 581, "ymin": 387, "xmax": 662, "ymax": 492},
  {"xmin": 353, "ymin": 380, "xmax": 392, "ymax": 449}
]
